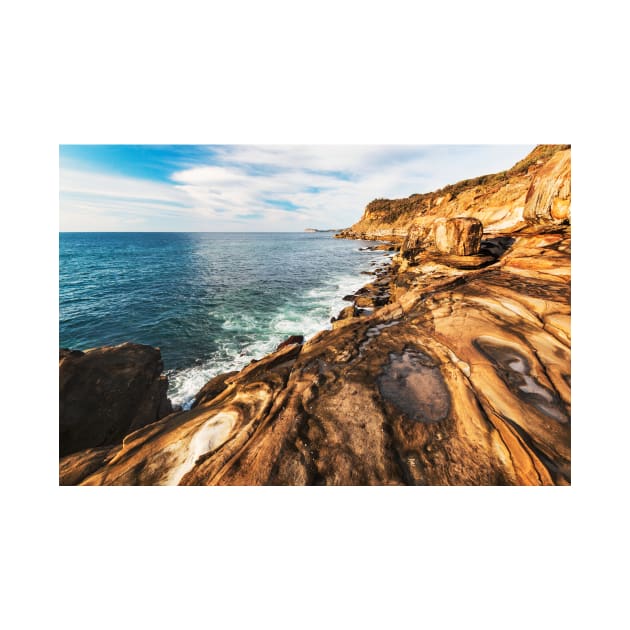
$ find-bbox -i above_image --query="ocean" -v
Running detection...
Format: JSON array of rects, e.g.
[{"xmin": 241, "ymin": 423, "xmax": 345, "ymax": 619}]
[{"xmin": 59, "ymin": 232, "xmax": 391, "ymax": 408}]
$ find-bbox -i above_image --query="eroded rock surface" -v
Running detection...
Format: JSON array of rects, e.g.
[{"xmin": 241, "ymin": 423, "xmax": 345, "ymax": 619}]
[
  {"xmin": 338, "ymin": 144, "xmax": 570, "ymax": 241},
  {"xmin": 60, "ymin": 146, "xmax": 571, "ymax": 486},
  {"xmin": 523, "ymin": 149, "xmax": 571, "ymax": 224},
  {"xmin": 60, "ymin": 225, "xmax": 571, "ymax": 486}
]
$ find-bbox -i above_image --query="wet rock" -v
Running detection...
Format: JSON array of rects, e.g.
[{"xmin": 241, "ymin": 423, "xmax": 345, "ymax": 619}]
[
  {"xmin": 59, "ymin": 342, "xmax": 173, "ymax": 457},
  {"xmin": 332, "ymin": 305, "xmax": 357, "ymax": 322},
  {"xmin": 474, "ymin": 337, "xmax": 568, "ymax": 423},
  {"xmin": 373, "ymin": 243, "xmax": 397, "ymax": 251},
  {"xmin": 434, "ymin": 217, "xmax": 483, "ymax": 255},
  {"xmin": 377, "ymin": 349, "xmax": 451, "ymax": 423},
  {"xmin": 355, "ymin": 294, "xmax": 389, "ymax": 308}
]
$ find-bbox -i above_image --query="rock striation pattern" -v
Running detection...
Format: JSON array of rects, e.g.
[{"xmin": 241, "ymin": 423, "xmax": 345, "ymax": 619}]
[
  {"xmin": 59, "ymin": 145, "xmax": 571, "ymax": 486},
  {"xmin": 337, "ymin": 145, "xmax": 570, "ymax": 241},
  {"xmin": 434, "ymin": 217, "xmax": 483, "ymax": 255},
  {"xmin": 523, "ymin": 149, "xmax": 571, "ymax": 224}
]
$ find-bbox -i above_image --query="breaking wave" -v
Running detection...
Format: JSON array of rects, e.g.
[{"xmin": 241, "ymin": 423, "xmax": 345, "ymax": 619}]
[{"xmin": 167, "ymin": 263, "xmax": 387, "ymax": 409}]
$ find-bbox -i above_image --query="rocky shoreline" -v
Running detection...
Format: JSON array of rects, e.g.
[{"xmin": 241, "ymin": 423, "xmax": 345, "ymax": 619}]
[{"xmin": 60, "ymin": 145, "xmax": 571, "ymax": 485}]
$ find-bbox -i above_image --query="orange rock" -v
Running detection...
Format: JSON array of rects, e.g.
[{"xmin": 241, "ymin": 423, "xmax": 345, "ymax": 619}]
[
  {"xmin": 60, "ymin": 146, "xmax": 571, "ymax": 486},
  {"xmin": 434, "ymin": 217, "xmax": 483, "ymax": 255},
  {"xmin": 524, "ymin": 149, "xmax": 571, "ymax": 224}
]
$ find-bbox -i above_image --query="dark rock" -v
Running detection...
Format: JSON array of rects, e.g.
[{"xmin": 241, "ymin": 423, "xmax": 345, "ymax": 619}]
[
  {"xmin": 59, "ymin": 348, "xmax": 84, "ymax": 360},
  {"xmin": 373, "ymin": 244, "xmax": 397, "ymax": 251},
  {"xmin": 354, "ymin": 294, "xmax": 389, "ymax": 308},
  {"xmin": 59, "ymin": 342, "xmax": 173, "ymax": 457},
  {"xmin": 436, "ymin": 253, "xmax": 496, "ymax": 269},
  {"xmin": 275, "ymin": 335, "xmax": 304, "ymax": 351},
  {"xmin": 334, "ymin": 305, "xmax": 358, "ymax": 321}
]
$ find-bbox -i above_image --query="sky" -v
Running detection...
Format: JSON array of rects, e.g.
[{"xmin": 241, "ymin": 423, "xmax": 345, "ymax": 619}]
[{"xmin": 59, "ymin": 145, "xmax": 536, "ymax": 231}]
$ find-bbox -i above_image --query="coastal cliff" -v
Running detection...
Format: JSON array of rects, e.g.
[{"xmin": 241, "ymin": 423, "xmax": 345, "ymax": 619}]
[
  {"xmin": 337, "ymin": 144, "xmax": 570, "ymax": 240},
  {"xmin": 60, "ymin": 145, "xmax": 571, "ymax": 486}
]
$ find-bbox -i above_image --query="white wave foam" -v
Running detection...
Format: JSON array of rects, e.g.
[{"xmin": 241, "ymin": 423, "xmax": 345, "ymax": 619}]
[
  {"xmin": 167, "ymin": 252, "xmax": 391, "ymax": 409},
  {"xmin": 221, "ymin": 313, "xmax": 259, "ymax": 330}
]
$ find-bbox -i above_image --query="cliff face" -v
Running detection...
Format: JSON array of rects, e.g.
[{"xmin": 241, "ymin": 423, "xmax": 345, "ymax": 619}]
[
  {"xmin": 59, "ymin": 145, "xmax": 571, "ymax": 486},
  {"xmin": 340, "ymin": 145, "xmax": 570, "ymax": 239}
]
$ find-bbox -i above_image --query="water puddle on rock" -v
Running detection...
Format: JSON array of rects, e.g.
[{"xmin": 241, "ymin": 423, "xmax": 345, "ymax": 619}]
[
  {"xmin": 474, "ymin": 336, "xmax": 569, "ymax": 423},
  {"xmin": 377, "ymin": 348, "xmax": 450, "ymax": 423}
]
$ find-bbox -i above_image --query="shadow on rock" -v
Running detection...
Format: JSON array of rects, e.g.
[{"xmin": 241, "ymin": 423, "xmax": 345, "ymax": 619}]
[{"xmin": 479, "ymin": 236, "xmax": 515, "ymax": 259}]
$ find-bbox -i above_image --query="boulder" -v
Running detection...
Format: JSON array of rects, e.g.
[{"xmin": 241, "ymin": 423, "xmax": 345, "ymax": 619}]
[
  {"xmin": 332, "ymin": 305, "xmax": 358, "ymax": 322},
  {"xmin": 59, "ymin": 342, "xmax": 172, "ymax": 457},
  {"xmin": 275, "ymin": 335, "xmax": 304, "ymax": 351},
  {"xmin": 401, "ymin": 225, "xmax": 431, "ymax": 259},
  {"xmin": 373, "ymin": 243, "xmax": 397, "ymax": 251},
  {"xmin": 434, "ymin": 217, "xmax": 483, "ymax": 255}
]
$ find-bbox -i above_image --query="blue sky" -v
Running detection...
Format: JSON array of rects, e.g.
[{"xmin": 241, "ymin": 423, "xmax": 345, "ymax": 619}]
[{"xmin": 59, "ymin": 145, "xmax": 536, "ymax": 231}]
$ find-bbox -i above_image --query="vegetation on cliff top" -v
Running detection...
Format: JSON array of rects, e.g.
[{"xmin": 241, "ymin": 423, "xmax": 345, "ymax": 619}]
[{"xmin": 362, "ymin": 144, "xmax": 570, "ymax": 224}]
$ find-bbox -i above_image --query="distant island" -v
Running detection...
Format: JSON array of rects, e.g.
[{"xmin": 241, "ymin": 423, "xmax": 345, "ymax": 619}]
[{"xmin": 304, "ymin": 228, "xmax": 341, "ymax": 233}]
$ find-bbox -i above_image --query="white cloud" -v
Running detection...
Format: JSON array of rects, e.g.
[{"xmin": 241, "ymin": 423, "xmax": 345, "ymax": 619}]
[{"xmin": 59, "ymin": 145, "xmax": 535, "ymax": 231}]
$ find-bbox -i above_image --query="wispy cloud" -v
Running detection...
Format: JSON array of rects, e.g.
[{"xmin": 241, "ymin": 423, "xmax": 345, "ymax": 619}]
[{"xmin": 59, "ymin": 145, "xmax": 535, "ymax": 231}]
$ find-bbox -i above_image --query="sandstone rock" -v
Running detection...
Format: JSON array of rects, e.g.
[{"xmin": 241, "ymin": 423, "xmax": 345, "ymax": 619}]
[
  {"xmin": 373, "ymin": 243, "xmax": 397, "ymax": 251},
  {"xmin": 354, "ymin": 294, "xmax": 389, "ymax": 308},
  {"xmin": 275, "ymin": 335, "xmax": 304, "ymax": 351},
  {"xmin": 523, "ymin": 149, "xmax": 571, "ymax": 224},
  {"xmin": 342, "ymin": 145, "xmax": 570, "ymax": 240},
  {"xmin": 191, "ymin": 370, "xmax": 239, "ymax": 409},
  {"xmin": 60, "ymin": 343, "xmax": 303, "ymax": 485},
  {"xmin": 59, "ymin": 446, "xmax": 119, "ymax": 485},
  {"xmin": 60, "ymin": 146, "xmax": 570, "ymax": 486},
  {"xmin": 59, "ymin": 342, "xmax": 173, "ymax": 457},
  {"xmin": 434, "ymin": 217, "xmax": 483, "ymax": 255},
  {"xmin": 333, "ymin": 305, "xmax": 357, "ymax": 322},
  {"xmin": 435, "ymin": 253, "xmax": 496, "ymax": 269},
  {"xmin": 61, "ymin": 227, "xmax": 571, "ymax": 486},
  {"xmin": 401, "ymin": 225, "xmax": 431, "ymax": 259}
]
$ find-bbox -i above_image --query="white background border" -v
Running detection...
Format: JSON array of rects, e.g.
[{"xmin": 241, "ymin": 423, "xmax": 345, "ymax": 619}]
[{"xmin": 2, "ymin": 1, "xmax": 627, "ymax": 628}]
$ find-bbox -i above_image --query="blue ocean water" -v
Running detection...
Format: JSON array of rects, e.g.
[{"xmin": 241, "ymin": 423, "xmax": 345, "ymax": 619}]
[{"xmin": 59, "ymin": 232, "xmax": 390, "ymax": 407}]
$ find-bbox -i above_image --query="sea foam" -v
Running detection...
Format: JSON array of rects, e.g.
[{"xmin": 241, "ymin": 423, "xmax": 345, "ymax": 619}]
[{"xmin": 167, "ymin": 252, "xmax": 388, "ymax": 409}]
